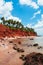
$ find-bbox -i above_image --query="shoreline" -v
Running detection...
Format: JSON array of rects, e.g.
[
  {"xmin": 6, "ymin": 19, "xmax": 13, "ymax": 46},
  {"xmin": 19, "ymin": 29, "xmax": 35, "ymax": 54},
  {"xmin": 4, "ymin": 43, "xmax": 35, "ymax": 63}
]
[
  {"xmin": 0, "ymin": 35, "xmax": 37, "ymax": 39},
  {"xmin": 0, "ymin": 36, "xmax": 43, "ymax": 65}
]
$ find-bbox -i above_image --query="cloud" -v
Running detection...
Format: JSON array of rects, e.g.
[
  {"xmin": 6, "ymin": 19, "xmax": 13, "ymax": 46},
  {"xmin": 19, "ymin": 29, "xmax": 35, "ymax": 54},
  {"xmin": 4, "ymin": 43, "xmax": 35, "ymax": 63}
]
[
  {"xmin": 33, "ymin": 20, "xmax": 43, "ymax": 29},
  {"xmin": 34, "ymin": 10, "xmax": 41, "ymax": 15},
  {"xmin": 33, "ymin": 14, "xmax": 43, "ymax": 29},
  {"xmin": 19, "ymin": 0, "xmax": 43, "ymax": 9},
  {"xmin": 6, "ymin": 15, "xmax": 21, "ymax": 22},
  {"xmin": 38, "ymin": 0, "xmax": 43, "ymax": 6},
  {"xmin": 32, "ymin": 14, "xmax": 43, "ymax": 35},
  {"xmin": 34, "ymin": 27, "xmax": 43, "ymax": 35},
  {"xmin": 0, "ymin": 0, "xmax": 21, "ymax": 22},
  {"xmin": 19, "ymin": 0, "xmax": 39, "ymax": 9},
  {"xmin": 27, "ymin": 14, "xmax": 43, "ymax": 35},
  {"xmin": 31, "ymin": 10, "xmax": 41, "ymax": 19},
  {"xmin": 26, "ymin": 24, "xmax": 32, "ymax": 28},
  {"xmin": 0, "ymin": 0, "xmax": 13, "ymax": 17}
]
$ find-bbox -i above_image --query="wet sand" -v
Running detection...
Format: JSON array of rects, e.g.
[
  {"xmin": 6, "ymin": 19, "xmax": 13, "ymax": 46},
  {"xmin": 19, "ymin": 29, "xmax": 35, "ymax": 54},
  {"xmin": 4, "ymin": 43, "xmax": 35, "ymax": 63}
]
[{"xmin": 0, "ymin": 37, "xmax": 43, "ymax": 65}]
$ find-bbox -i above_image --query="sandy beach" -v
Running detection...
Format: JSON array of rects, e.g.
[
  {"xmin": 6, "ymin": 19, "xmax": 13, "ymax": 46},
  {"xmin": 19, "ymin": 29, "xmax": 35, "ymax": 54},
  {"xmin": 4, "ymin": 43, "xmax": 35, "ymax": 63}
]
[{"xmin": 0, "ymin": 36, "xmax": 43, "ymax": 65}]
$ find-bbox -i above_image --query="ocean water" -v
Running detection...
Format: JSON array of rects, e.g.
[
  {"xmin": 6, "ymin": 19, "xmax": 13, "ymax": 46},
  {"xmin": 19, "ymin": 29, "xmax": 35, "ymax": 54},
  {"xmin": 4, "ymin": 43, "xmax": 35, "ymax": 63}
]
[
  {"xmin": 14, "ymin": 36, "xmax": 43, "ymax": 46},
  {"xmin": 33, "ymin": 37, "xmax": 43, "ymax": 46}
]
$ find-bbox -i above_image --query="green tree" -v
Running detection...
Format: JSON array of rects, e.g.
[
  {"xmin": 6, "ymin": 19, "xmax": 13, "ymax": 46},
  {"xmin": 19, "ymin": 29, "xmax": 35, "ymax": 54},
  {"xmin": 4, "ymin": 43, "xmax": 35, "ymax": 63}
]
[
  {"xmin": 0, "ymin": 17, "xmax": 37, "ymax": 35},
  {"xmin": 1, "ymin": 17, "xmax": 5, "ymax": 25}
]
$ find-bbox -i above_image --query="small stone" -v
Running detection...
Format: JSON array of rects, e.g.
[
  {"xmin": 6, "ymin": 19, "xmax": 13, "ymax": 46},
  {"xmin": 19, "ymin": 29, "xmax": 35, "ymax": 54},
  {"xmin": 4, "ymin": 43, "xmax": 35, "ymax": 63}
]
[
  {"xmin": 9, "ymin": 41, "xmax": 13, "ymax": 43},
  {"xmin": 18, "ymin": 41, "xmax": 21, "ymax": 44},
  {"xmin": 33, "ymin": 44, "xmax": 38, "ymax": 47},
  {"xmin": 13, "ymin": 47, "xmax": 17, "ymax": 50},
  {"xmin": 37, "ymin": 46, "xmax": 43, "ymax": 49}
]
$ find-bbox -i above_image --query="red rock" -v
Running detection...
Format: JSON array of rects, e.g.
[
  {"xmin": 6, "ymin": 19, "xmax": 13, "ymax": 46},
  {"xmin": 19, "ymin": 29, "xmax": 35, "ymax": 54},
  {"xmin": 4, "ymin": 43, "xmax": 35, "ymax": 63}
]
[{"xmin": 0, "ymin": 24, "xmax": 37, "ymax": 38}]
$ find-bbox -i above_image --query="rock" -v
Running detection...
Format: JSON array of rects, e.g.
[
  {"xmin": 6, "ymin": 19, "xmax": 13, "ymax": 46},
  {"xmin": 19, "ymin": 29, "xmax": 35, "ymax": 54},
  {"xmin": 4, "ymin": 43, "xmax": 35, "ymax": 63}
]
[
  {"xmin": 8, "ymin": 52, "xmax": 9, "ymax": 53},
  {"xmin": 2, "ymin": 44, "xmax": 5, "ymax": 45},
  {"xmin": 20, "ymin": 49, "xmax": 24, "ymax": 52},
  {"xmin": 13, "ymin": 47, "xmax": 17, "ymax": 50},
  {"xmin": 17, "ymin": 48, "xmax": 21, "ymax": 52},
  {"xmin": 30, "ymin": 38, "xmax": 34, "ymax": 40},
  {"xmin": 9, "ymin": 41, "xmax": 13, "ymax": 43},
  {"xmin": 19, "ymin": 55, "xmax": 25, "ymax": 61},
  {"xmin": 23, "ymin": 52, "xmax": 43, "ymax": 65},
  {"xmin": 37, "ymin": 46, "xmax": 43, "ymax": 49},
  {"xmin": 0, "ymin": 24, "xmax": 37, "ymax": 38},
  {"xmin": 33, "ymin": 44, "xmax": 38, "ymax": 47},
  {"xmin": 17, "ymin": 48, "xmax": 24, "ymax": 53},
  {"xmin": 18, "ymin": 41, "xmax": 21, "ymax": 44},
  {"xmin": 27, "ymin": 44, "xmax": 32, "ymax": 47}
]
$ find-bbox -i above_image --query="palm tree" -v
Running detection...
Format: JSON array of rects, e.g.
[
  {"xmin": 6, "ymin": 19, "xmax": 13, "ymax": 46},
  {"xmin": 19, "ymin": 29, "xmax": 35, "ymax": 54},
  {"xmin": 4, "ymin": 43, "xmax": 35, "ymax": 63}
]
[
  {"xmin": 1, "ymin": 17, "xmax": 5, "ymax": 25},
  {"xmin": 30, "ymin": 28, "xmax": 34, "ymax": 32},
  {"xmin": 1, "ymin": 17, "xmax": 37, "ymax": 35},
  {"xmin": 19, "ymin": 22, "xmax": 24, "ymax": 31},
  {"xmin": 13, "ymin": 20, "xmax": 16, "ymax": 28},
  {"xmin": 16, "ymin": 21, "xmax": 20, "ymax": 29}
]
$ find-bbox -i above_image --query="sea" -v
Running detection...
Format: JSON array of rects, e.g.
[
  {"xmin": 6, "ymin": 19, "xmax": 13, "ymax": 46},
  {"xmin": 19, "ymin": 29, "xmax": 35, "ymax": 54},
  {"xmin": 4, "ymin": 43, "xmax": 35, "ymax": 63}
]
[{"xmin": 33, "ymin": 36, "xmax": 43, "ymax": 46}]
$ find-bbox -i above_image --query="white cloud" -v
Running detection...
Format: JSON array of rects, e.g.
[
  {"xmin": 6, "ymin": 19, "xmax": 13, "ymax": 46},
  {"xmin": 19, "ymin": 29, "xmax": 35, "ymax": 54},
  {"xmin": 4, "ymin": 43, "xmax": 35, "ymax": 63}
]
[
  {"xmin": 34, "ymin": 28, "xmax": 43, "ymax": 35},
  {"xmin": 31, "ymin": 2, "xmax": 39, "ymax": 9},
  {"xmin": 0, "ymin": 0, "xmax": 13, "ymax": 17},
  {"xmin": 31, "ymin": 10, "xmax": 41, "ymax": 19},
  {"xmin": 6, "ymin": 15, "xmax": 21, "ymax": 22},
  {"xmin": 19, "ymin": 0, "xmax": 39, "ymax": 9},
  {"xmin": 4, "ymin": 2, "xmax": 13, "ymax": 11},
  {"xmin": 41, "ymin": 14, "xmax": 43, "ymax": 19},
  {"xmin": 26, "ymin": 24, "xmax": 32, "ymax": 28},
  {"xmin": 34, "ymin": 10, "xmax": 41, "ymax": 16},
  {"xmin": 38, "ymin": 0, "xmax": 43, "ymax": 6},
  {"xmin": 33, "ymin": 14, "xmax": 43, "ymax": 29},
  {"xmin": 33, "ymin": 20, "xmax": 43, "ymax": 29},
  {"xmin": 33, "ymin": 14, "xmax": 43, "ymax": 35},
  {"xmin": 0, "ymin": 0, "xmax": 21, "ymax": 22},
  {"xmin": 19, "ymin": 0, "xmax": 43, "ymax": 9},
  {"xmin": 27, "ymin": 14, "xmax": 43, "ymax": 35},
  {"xmin": 0, "ymin": 0, "xmax": 5, "ymax": 7}
]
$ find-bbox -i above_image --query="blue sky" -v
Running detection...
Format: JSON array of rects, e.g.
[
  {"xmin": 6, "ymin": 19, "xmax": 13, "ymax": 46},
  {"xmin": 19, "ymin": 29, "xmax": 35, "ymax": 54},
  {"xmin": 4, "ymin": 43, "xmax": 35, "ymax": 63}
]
[{"xmin": 0, "ymin": 0, "xmax": 43, "ymax": 35}]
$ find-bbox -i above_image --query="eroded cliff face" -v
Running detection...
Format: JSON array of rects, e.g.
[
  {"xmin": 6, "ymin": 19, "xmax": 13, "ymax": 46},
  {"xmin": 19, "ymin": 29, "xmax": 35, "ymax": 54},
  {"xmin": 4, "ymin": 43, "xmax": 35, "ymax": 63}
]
[{"xmin": 0, "ymin": 24, "xmax": 37, "ymax": 38}]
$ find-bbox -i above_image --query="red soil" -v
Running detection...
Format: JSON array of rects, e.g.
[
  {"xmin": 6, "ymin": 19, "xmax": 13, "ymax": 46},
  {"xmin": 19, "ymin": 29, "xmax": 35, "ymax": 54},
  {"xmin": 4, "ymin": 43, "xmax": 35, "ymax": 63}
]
[{"xmin": 0, "ymin": 24, "xmax": 37, "ymax": 38}]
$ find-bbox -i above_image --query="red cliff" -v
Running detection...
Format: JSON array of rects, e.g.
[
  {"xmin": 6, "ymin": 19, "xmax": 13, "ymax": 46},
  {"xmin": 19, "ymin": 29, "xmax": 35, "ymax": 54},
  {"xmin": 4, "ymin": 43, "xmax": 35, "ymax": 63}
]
[{"xmin": 0, "ymin": 24, "xmax": 37, "ymax": 38}]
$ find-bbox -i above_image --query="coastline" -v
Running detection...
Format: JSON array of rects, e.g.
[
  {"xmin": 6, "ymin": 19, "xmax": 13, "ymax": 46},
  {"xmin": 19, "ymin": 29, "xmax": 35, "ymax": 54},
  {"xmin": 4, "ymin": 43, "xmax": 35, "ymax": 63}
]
[{"xmin": 0, "ymin": 36, "xmax": 43, "ymax": 65}]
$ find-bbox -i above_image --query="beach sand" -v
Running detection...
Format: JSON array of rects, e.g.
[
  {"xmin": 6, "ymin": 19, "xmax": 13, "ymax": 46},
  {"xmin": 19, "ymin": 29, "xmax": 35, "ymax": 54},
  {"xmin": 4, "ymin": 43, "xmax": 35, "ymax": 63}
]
[{"xmin": 0, "ymin": 37, "xmax": 43, "ymax": 65}]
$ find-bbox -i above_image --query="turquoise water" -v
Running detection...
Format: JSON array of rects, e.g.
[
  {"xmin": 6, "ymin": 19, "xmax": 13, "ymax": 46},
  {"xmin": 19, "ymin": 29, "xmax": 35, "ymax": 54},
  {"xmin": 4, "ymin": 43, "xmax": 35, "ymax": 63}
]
[{"xmin": 34, "ymin": 37, "xmax": 43, "ymax": 46}]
